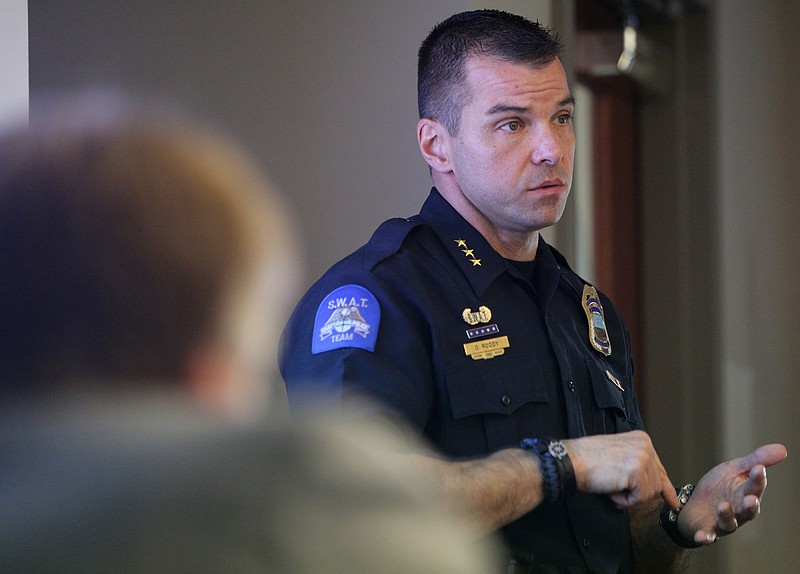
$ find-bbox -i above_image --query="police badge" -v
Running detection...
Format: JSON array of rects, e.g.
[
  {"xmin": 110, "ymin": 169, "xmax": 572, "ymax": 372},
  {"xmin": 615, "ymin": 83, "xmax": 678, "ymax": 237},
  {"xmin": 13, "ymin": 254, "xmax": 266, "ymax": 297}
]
[{"xmin": 581, "ymin": 284, "xmax": 611, "ymax": 356}]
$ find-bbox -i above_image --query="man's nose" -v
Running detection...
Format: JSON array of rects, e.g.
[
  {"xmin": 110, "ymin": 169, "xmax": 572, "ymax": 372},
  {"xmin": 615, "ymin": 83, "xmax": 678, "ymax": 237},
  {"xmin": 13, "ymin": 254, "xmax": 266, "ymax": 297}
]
[{"xmin": 530, "ymin": 127, "xmax": 564, "ymax": 166}]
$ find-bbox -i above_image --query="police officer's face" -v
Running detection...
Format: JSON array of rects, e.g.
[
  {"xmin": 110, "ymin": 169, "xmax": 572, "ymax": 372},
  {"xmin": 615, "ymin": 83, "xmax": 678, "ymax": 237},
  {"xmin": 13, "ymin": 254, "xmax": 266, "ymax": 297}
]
[{"xmin": 444, "ymin": 56, "xmax": 575, "ymax": 243}]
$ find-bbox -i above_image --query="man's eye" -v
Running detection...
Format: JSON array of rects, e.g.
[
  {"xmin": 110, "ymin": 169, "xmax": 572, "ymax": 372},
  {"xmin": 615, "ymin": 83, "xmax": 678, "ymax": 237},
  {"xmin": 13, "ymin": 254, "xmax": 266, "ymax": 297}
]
[
  {"xmin": 556, "ymin": 113, "xmax": 573, "ymax": 125},
  {"xmin": 502, "ymin": 120, "xmax": 521, "ymax": 132}
]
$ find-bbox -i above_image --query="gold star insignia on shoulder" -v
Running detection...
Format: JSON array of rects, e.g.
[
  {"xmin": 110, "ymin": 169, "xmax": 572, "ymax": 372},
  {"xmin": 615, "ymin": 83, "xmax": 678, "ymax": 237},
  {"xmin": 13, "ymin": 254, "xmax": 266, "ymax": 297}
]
[
  {"xmin": 455, "ymin": 239, "xmax": 467, "ymax": 248},
  {"xmin": 462, "ymin": 249, "xmax": 474, "ymax": 257},
  {"xmin": 470, "ymin": 258, "xmax": 482, "ymax": 266}
]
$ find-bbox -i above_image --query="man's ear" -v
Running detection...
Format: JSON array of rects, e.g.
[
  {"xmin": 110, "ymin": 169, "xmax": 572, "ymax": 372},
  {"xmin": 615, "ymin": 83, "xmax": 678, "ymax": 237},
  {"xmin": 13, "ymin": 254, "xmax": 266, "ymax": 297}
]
[
  {"xmin": 184, "ymin": 342, "xmax": 238, "ymax": 413},
  {"xmin": 184, "ymin": 337, "xmax": 271, "ymax": 420},
  {"xmin": 417, "ymin": 118, "xmax": 452, "ymax": 174}
]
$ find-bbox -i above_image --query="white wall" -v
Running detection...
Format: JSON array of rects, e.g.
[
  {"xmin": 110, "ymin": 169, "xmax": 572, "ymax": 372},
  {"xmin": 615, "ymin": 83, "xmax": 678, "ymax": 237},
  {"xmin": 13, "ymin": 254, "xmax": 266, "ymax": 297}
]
[
  {"xmin": 642, "ymin": 2, "xmax": 799, "ymax": 572},
  {"xmin": 28, "ymin": 1, "xmax": 460, "ymax": 288},
  {"xmin": 28, "ymin": 1, "xmax": 559, "ymax": 292},
  {"xmin": 0, "ymin": 0, "xmax": 28, "ymax": 128}
]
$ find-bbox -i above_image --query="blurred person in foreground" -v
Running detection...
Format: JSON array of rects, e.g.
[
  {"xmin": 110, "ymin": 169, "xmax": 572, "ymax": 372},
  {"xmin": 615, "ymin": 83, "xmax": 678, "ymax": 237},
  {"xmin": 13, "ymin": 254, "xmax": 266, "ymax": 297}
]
[{"xmin": 0, "ymin": 93, "xmax": 499, "ymax": 574}]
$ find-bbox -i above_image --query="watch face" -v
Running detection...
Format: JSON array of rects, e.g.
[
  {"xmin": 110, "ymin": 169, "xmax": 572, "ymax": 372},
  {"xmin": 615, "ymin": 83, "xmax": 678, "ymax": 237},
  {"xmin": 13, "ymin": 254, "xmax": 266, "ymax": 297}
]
[{"xmin": 548, "ymin": 440, "xmax": 567, "ymax": 460}]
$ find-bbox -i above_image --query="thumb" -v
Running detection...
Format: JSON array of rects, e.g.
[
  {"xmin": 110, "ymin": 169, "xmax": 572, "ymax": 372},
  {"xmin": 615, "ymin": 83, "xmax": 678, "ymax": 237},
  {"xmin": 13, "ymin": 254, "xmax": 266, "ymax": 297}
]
[{"xmin": 742, "ymin": 444, "xmax": 787, "ymax": 471}]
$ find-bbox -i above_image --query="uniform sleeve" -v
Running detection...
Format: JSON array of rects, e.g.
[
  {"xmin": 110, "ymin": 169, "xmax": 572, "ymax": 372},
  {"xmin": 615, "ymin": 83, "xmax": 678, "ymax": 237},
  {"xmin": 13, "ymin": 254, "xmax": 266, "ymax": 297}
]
[{"xmin": 279, "ymin": 265, "xmax": 436, "ymax": 437}]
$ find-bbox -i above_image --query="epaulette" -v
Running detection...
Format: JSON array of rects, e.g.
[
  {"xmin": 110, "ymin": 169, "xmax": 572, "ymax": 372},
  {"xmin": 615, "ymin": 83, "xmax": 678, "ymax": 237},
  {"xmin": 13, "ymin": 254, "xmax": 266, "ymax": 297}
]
[{"xmin": 363, "ymin": 216, "xmax": 425, "ymax": 269}]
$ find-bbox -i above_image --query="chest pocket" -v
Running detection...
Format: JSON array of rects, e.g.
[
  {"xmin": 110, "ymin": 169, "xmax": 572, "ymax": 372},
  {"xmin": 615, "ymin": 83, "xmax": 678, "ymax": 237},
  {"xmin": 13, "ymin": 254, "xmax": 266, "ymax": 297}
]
[
  {"xmin": 587, "ymin": 358, "xmax": 634, "ymax": 434},
  {"xmin": 444, "ymin": 354, "xmax": 549, "ymax": 452}
]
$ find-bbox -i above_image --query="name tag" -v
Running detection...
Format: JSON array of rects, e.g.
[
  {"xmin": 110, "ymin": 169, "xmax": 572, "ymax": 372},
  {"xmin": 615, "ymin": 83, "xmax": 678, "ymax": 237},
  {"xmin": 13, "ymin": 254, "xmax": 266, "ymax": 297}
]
[{"xmin": 463, "ymin": 336, "xmax": 510, "ymax": 360}]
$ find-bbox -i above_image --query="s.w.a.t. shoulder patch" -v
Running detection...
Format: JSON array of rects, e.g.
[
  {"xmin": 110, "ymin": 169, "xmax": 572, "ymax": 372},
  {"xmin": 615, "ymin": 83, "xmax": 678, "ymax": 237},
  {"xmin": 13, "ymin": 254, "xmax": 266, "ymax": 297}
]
[{"xmin": 312, "ymin": 284, "xmax": 380, "ymax": 354}]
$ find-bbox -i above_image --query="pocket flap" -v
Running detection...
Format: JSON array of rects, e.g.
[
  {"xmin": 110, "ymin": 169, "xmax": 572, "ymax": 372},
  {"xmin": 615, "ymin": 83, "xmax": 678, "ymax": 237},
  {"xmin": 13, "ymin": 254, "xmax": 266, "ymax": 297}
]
[
  {"xmin": 587, "ymin": 359, "xmax": 627, "ymax": 415},
  {"xmin": 446, "ymin": 354, "xmax": 549, "ymax": 419}
]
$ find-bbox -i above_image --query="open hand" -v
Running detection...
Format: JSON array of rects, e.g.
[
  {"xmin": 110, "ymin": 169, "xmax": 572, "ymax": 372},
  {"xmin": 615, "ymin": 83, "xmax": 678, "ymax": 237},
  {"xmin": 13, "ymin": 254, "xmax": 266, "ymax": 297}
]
[{"xmin": 677, "ymin": 443, "xmax": 787, "ymax": 545}]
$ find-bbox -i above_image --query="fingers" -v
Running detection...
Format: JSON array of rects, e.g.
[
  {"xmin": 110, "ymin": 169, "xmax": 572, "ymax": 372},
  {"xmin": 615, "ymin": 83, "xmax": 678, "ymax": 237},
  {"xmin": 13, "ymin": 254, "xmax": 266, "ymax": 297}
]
[
  {"xmin": 743, "ymin": 464, "xmax": 767, "ymax": 496},
  {"xmin": 730, "ymin": 465, "xmax": 766, "ymax": 525},
  {"xmin": 632, "ymin": 431, "xmax": 677, "ymax": 507},
  {"xmin": 736, "ymin": 494, "xmax": 761, "ymax": 523},
  {"xmin": 610, "ymin": 491, "xmax": 631, "ymax": 508},
  {"xmin": 693, "ymin": 529, "xmax": 717, "ymax": 546},
  {"xmin": 710, "ymin": 468, "xmax": 764, "ymax": 539},
  {"xmin": 688, "ymin": 502, "xmax": 737, "ymax": 546},
  {"xmin": 741, "ymin": 443, "xmax": 787, "ymax": 471},
  {"xmin": 569, "ymin": 431, "xmax": 679, "ymax": 508},
  {"xmin": 661, "ymin": 478, "xmax": 679, "ymax": 509},
  {"xmin": 716, "ymin": 501, "xmax": 738, "ymax": 534},
  {"xmin": 623, "ymin": 440, "xmax": 677, "ymax": 508},
  {"xmin": 610, "ymin": 452, "xmax": 677, "ymax": 509}
]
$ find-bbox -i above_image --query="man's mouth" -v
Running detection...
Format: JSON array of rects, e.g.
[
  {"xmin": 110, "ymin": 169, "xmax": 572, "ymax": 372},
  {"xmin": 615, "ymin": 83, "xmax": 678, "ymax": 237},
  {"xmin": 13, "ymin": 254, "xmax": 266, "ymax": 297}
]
[{"xmin": 531, "ymin": 179, "xmax": 564, "ymax": 191}]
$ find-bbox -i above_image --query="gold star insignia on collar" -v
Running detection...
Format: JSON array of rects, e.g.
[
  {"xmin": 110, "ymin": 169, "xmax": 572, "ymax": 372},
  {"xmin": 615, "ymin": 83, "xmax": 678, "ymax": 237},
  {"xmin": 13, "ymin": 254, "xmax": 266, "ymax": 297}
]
[{"xmin": 454, "ymin": 238, "xmax": 481, "ymax": 267}]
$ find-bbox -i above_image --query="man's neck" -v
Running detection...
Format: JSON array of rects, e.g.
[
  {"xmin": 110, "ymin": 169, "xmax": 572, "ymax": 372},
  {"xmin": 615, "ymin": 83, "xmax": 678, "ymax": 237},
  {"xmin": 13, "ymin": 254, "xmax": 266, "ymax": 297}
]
[
  {"xmin": 488, "ymin": 230, "xmax": 540, "ymax": 261},
  {"xmin": 435, "ymin": 183, "xmax": 540, "ymax": 261}
]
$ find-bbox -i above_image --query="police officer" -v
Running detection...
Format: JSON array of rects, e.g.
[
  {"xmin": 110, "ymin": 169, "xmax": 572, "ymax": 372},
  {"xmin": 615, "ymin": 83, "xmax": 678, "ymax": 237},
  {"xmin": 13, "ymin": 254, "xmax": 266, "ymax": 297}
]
[{"xmin": 280, "ymin": 10, "xmax": 786, "ymax": 573}]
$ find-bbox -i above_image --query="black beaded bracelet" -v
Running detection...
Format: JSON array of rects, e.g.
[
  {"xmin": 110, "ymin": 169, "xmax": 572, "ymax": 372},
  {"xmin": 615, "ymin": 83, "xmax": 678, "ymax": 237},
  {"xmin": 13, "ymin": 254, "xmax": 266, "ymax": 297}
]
[
  {"xmin": 659, "ymin": 484, "xmax": 703, "ymax": 549},
  {"xmin": 520, "ymin": 438, "xmax": 575, "ymax": 503},
  {"xmin": 546, "ymin": 439, "xmax": 577, "ymax": 498}
]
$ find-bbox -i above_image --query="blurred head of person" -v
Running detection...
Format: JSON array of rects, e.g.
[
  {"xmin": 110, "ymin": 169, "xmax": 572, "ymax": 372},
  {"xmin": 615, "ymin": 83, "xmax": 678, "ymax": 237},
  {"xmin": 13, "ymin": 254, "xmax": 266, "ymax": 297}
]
[
  {"xmin": 0, "ymin": 92, "xmax": 299, "ymax": 417},
  {"xmin": 0, "ymin": 93, "xmax": 502, "ymax": 574}
]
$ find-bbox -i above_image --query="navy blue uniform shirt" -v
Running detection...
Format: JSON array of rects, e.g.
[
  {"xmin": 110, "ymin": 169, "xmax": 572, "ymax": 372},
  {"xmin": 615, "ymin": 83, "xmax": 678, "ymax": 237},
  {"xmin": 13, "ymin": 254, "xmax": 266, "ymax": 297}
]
[{"xmin": 280, "ymin": 188, "xmax": 644, "ymax": 573}]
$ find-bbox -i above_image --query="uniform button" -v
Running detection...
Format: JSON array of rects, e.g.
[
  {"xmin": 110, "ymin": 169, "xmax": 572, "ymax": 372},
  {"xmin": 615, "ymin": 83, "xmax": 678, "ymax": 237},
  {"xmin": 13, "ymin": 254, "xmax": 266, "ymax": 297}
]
[
  {"xmin": 501, "ymin": 394, "xmax": 512, "ymax": 406},
  {"xmin": 568, "ymin": 381, "xmax": 576, "ymax": 392},
  {"xmin": 582, "ymin": 538, "xmax": 590, "ymax": 549}
]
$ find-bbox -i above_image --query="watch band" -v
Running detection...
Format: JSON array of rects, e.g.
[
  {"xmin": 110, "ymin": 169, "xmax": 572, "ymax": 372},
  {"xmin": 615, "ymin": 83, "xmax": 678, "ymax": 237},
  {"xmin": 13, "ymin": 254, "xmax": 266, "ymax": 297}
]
[
  {"xmin": 546, "ymin": 439, "xmax": 577, "ymax": 498},
  {"xmin": 520, "ymin": 437, "xmax": 576, "ymax": 503},
  {"xmin": 659, "ymin": 484, "xmax": 702, "ymax": 549}
]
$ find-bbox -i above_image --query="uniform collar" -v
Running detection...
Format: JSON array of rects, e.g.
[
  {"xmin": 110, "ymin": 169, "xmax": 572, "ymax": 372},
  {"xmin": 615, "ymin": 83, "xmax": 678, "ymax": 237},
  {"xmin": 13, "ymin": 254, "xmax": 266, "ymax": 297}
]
[
  {"xmin": 529, "ymin": 239, "xmax": 562, "ymax": 309},
  {"xmin": 419, "ymin": 188, "xmax": 562, "ymax": 299}
]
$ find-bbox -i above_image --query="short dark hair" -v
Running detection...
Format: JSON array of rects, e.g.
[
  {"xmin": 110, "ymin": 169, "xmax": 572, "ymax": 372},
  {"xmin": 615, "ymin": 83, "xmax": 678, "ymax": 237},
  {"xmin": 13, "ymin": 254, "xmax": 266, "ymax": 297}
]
[
  {"xmin": 0, "ymin": 94, "xmax": 279, "ymax": 393},
  {"xmin": 417, "ymin": 9, "xmax": 562, "ymax": 135}
]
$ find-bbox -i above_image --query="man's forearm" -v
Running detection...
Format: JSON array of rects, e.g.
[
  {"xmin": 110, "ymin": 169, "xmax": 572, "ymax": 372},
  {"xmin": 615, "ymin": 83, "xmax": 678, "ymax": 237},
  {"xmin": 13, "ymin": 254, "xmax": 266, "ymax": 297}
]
[
  {"xmin": 630, "ymin": 499, "xmax": 693, "ymax": 574},
  {"xmin": 407, "ymin": 448, "xmax": 545, "ymax": 532},
  {"xmin": 406, "ymin": 430, "xmax": 676, "ymax": 534}
]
